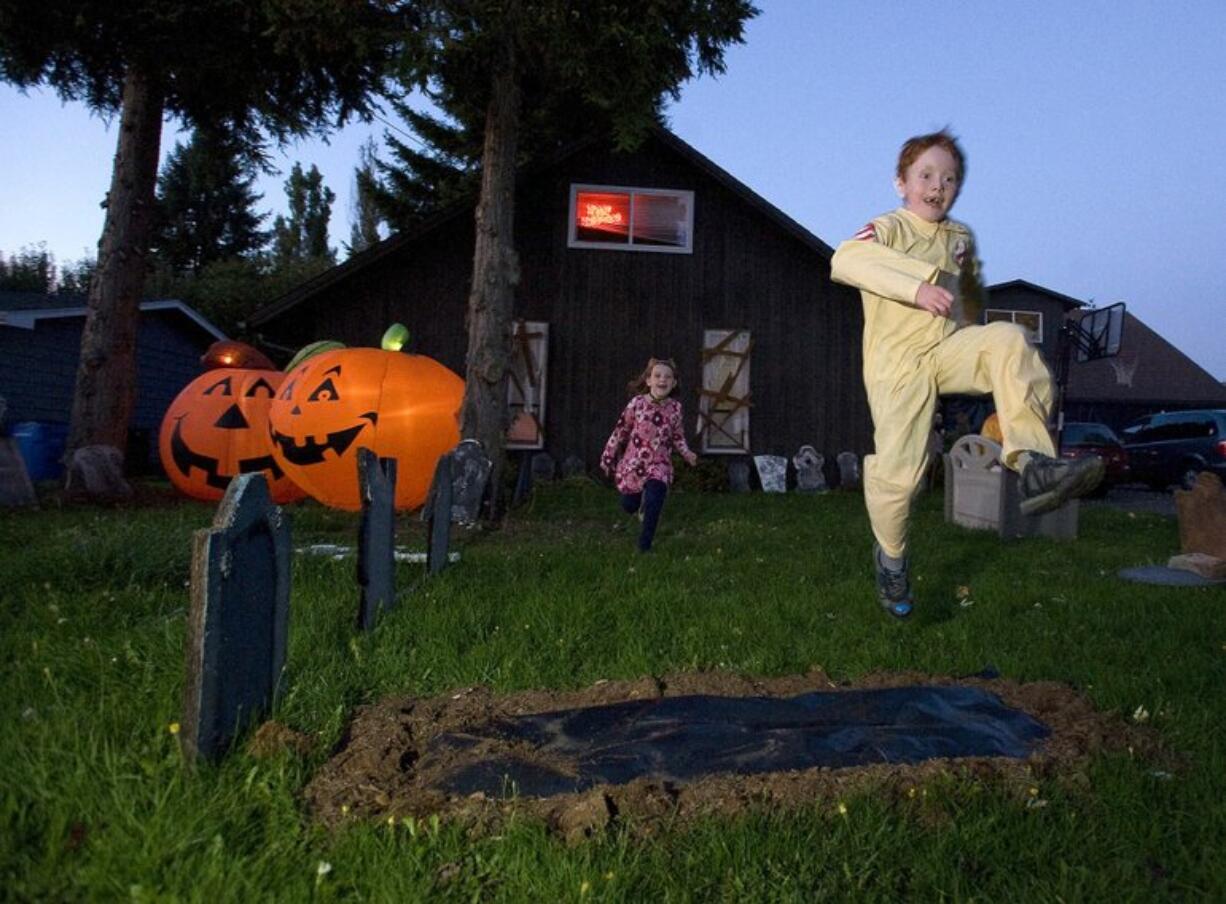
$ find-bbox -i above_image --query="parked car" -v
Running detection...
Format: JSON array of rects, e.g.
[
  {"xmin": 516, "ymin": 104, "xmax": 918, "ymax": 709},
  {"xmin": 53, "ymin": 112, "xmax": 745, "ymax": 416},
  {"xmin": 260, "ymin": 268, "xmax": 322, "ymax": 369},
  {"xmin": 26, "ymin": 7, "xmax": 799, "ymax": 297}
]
[
  {"xmin": 1119, "ymin": 409, "xmax": 1226, "ymax": 490},
  {"xmin": 1059, "ymin": 422, "xmax": 1130, "ymax": 494}
]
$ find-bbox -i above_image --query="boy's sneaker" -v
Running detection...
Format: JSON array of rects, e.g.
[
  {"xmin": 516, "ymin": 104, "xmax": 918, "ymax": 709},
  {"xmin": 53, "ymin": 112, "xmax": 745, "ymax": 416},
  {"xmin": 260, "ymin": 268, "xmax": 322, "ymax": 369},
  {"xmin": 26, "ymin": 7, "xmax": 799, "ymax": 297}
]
[
  {"xmin": 873, "ymin": 542, "xmax": 913, "ymax": 620},
  {"xmin": 1018, "ymin": 452, "xmax": 1105, "ymax": 516}
]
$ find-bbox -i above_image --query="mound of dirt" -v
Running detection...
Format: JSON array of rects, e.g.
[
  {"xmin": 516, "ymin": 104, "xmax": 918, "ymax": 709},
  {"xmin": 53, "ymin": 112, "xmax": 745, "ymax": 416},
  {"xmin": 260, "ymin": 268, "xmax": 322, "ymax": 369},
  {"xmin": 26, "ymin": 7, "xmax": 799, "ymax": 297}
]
[{"xmin": 302, "ymin": 669, "xmax": 1162, "ymax": 842}]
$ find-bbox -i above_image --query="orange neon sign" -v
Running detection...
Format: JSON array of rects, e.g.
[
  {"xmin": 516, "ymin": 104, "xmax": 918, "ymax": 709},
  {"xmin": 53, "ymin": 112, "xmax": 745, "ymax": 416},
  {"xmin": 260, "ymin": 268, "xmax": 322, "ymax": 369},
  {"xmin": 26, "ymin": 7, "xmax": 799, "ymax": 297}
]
[{"xmin": 579, "ymin": 202, "xmax": 625, "ymax": 229}]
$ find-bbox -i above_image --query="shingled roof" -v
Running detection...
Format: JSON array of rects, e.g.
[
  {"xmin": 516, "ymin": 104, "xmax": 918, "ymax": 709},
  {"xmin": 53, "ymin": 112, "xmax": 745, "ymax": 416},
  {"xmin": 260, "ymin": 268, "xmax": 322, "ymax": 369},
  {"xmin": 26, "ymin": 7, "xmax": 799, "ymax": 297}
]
[{"xmin": 1066, "ymin": 309, "xmax": 1226, "ymax": 405}]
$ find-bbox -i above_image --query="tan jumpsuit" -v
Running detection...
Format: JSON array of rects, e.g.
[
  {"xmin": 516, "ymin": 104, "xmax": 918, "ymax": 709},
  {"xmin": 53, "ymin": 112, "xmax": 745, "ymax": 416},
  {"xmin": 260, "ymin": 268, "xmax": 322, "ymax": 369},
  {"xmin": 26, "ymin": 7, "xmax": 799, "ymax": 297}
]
[{"xmin": 831, "ymin": 207, "xmax": 1056, "ymax": 559}]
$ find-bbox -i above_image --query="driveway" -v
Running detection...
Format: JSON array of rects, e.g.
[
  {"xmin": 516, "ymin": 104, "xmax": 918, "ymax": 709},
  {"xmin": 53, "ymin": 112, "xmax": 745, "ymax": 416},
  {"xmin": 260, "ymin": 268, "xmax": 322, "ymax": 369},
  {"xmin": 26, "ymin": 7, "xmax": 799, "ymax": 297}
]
[{"xmin": 1083, "ymin": 484, "xmax": 1176, "ymax": 517}]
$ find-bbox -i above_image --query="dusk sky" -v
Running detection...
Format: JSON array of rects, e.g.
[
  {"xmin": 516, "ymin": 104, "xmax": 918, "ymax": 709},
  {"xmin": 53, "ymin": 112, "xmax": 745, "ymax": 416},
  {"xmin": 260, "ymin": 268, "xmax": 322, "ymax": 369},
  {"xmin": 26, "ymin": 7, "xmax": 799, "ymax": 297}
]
[{"xmin": 3, "ymin": 2, "xmax": 1224, "ymax": 379}]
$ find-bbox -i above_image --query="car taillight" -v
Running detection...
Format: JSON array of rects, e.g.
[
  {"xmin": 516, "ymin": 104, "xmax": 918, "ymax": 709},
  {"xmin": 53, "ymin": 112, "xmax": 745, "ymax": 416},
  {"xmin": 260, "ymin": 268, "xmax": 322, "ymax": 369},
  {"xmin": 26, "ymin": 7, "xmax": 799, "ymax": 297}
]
[{"xmin": 1216, "ymin": 440, "xmax": 1226, "ymax": 459}]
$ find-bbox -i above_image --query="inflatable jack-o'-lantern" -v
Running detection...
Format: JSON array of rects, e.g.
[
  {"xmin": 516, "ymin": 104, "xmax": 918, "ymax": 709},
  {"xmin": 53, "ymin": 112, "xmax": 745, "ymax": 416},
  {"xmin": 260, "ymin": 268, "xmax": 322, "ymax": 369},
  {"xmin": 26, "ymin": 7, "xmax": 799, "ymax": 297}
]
[
  {"xmin": 267, "ymin": 327, "xmax": 464, "ymax": 511},
  {"xmin": 159, "ymin": 361, "xmax": 306, "ymax": 504}
]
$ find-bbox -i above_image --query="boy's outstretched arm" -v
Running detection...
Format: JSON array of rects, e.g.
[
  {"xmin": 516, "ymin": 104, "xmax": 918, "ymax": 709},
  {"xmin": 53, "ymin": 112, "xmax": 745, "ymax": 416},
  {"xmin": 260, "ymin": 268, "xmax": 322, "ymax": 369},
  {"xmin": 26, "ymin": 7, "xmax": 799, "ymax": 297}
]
[{"xmin": 831, "ymin": 232, "xmax": 945, "ymax": 311}]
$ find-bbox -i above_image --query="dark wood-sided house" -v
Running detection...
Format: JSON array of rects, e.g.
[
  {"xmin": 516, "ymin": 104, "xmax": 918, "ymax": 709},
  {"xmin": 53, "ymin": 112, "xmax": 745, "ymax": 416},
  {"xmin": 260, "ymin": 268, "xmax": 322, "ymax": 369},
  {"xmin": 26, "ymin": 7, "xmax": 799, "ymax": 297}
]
[
  {"xmin": 1064, "ymin": 310, "xmax": 1226, "ymax": 429},
  {"xmin": 0, "ymin": 291, "xmax": 226, "ymax": 472},
  {"xmin": 972, "ymin": 280, "xmax": 1226, "ymax": 430},
  {"xmin": 248, "ymin": 128, "xmax": 873, "ymax": 479}
]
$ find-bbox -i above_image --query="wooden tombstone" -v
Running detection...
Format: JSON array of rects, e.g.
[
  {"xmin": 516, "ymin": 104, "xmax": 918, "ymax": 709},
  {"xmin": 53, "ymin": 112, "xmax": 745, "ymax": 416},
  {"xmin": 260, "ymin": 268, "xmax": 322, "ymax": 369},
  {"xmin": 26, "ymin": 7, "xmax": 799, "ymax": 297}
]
[
  {"xmin": 356, "ymin": 449, "xmax": 398, "ymax": 631},
  {"xmin": 182, "ymin": 473, "xmax": 291, "ymax": 764}
]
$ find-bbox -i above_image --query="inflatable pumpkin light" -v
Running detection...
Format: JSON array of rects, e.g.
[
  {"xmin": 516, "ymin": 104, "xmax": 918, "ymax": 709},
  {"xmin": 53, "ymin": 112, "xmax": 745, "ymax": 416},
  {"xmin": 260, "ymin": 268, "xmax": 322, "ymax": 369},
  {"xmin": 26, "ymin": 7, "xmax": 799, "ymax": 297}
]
[
  {"xmin": 268, "ymin": 325, "xmax": 463, "ymax": 511},
  {"xmin": 159, "ymin": 345, "xmax": 306, "ymax": 503}
]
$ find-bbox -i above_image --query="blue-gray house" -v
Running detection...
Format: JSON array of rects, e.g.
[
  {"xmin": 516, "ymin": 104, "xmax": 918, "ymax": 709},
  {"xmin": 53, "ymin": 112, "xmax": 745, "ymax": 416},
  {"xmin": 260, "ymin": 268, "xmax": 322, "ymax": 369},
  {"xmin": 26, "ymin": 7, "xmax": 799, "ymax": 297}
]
[{"xmin": 0, "ymin": 291, "xmax": 225, "ymax": 475}]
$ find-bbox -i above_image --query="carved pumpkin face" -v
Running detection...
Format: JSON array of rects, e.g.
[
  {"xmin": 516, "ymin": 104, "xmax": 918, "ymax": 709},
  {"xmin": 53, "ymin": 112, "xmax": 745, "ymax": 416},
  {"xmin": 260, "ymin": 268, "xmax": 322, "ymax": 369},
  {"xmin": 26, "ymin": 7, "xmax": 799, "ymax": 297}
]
[
  {"xmin": 268, "ymin": 348, "xmax": 463, "ymax": 510},
  {"xmin": 159, "ymin": 368, "xmax": 306, "ymax": 503}
]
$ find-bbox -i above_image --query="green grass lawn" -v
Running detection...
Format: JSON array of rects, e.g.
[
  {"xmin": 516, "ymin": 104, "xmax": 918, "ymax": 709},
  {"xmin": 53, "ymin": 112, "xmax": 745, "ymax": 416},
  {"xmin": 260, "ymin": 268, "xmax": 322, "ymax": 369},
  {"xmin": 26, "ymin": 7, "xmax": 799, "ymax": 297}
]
[{"xmin": 2, "ymin": 479, "xmax": 1224, "ymax": 901}]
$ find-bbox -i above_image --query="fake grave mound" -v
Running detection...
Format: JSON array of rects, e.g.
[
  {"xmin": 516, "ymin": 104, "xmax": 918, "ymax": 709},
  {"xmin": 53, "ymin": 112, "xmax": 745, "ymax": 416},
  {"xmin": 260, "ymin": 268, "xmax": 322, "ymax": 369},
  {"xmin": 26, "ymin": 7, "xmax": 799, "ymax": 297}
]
[{"xmin": 305, "ymin": 669, "xmax": 1155, "ymax": 838}]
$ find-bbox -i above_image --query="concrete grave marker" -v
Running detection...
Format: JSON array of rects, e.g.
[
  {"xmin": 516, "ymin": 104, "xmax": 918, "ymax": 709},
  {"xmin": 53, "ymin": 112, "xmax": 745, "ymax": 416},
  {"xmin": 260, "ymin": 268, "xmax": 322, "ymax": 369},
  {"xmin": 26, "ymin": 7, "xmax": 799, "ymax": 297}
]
[
  {"xmin": 182, "ymin": 473, "xmax": 291, "ymax": 764},
  {"xmin": 1175, "ymin": 472, "xmax": 1226, "ymax": 561},
  {"xmin": 561, "ymin": 454, "xmax": 586, "ymax": 479},
  {"xmin": 753, "ymin": 455, "xmax": 787, "ymax": 493},
  {"xmin": 728, "ymin": 459, "xmax": 751, "ymax": 493},
  {"xmin": 531, "ymin": 451, "xmax": 556, "ymax": 482},
  {"xmin": 0, "ymin": 436, "xmax": 37, "ymax": 507},
  {"xmin": 837, "ymin": 452, "xmax": 861, "ymax": 490},
  {"xmin": 356, "ymin": 449, "xmax": 398, "ymax": 632},
  {"xmin": 449, "ymin": 439, "xmax": 492, "ymax": 524},
  {"xmin": 793, "ymin": 445, "xmax": 827, "ymax": 493},
  {"xmin": 65, "ymin": 444, "xmax": 133, "ymax": 501}
]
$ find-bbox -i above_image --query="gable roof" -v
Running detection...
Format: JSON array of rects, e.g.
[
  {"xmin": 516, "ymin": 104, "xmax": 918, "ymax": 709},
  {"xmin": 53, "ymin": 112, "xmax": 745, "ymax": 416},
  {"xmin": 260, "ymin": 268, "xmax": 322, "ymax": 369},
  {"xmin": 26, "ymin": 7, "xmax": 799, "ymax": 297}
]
[
  {"xmin": 0, "ymin": 292, "xmax": 226, "ymax": 341},
  {"xmin": 248, "ymin": 126, "xmax": 833, "ymax": 329},
  {"xmin": 1066, "ymin": 309, "xmax": 1226, "ymax": 404},
  {"xmin": 985, "ymin": 279, "xmax": 1086, "ymax": 311}
]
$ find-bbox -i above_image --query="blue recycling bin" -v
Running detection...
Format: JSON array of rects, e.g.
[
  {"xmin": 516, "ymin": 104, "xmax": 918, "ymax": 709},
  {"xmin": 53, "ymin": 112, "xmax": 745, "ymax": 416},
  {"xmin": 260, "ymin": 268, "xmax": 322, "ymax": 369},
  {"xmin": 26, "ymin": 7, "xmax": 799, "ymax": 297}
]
[{"xmin": 10, "ymin": 421, "xmax": 69, "ymax": 481}]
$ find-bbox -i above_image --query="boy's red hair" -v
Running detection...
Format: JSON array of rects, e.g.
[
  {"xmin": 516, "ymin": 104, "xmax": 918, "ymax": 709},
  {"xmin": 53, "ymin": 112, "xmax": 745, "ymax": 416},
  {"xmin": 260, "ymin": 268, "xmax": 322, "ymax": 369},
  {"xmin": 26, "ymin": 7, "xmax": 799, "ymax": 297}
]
[{"xmin": 896, "ymin": 130, "xmax": 966, "ymax": 181}]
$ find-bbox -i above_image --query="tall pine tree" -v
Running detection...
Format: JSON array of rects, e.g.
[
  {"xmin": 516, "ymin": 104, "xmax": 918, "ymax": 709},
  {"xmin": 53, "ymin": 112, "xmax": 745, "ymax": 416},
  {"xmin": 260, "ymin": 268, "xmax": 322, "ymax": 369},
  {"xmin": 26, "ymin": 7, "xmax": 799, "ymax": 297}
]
[
  {"xmin": 272, "ymin": 163, "xmax": 336, "ymax": 266},
  {"xmin": 0, "ymin": 0, "xmax": 413, "ymax": 494},
  {"xmin": 347, "ymin": 137, "xmax": 386, "ymax": 255},
  {"xmin": 153, "ymin": 129, "xmax": 268, "ymax": 276},
  {"xmin": 390, "ymin": 0, "xmax": 758, "ymax": 514}
]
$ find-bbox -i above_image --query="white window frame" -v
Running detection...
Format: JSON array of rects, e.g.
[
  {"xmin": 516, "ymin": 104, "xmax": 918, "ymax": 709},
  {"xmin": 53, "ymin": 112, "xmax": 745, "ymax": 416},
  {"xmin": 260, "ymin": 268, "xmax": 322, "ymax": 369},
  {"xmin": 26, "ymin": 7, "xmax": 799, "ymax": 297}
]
[
  {"xmin": 567, "ymin": 183, "xmax": 694, "ymax": 254},
  {"xmin": 985, "ymin": 308, "xmax": 1043, "ymax": 343}
]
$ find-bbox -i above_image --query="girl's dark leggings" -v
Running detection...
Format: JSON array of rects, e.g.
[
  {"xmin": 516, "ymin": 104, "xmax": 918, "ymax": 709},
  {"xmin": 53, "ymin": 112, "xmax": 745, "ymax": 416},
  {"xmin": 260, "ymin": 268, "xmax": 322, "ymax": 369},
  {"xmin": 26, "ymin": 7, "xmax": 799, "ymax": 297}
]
[{"xmin": 620, "ymin": 478, "xmax": 668, "ymax": 552}]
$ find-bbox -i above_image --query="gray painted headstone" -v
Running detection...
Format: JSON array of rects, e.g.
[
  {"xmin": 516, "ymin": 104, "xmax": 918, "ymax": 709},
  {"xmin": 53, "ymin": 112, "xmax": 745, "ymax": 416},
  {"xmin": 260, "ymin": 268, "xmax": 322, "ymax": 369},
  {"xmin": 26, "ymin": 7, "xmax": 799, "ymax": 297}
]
[
  {"xmin": 793, "ymin": 445, "xmax": 827, "ymax": 493},
  {"xmin": 531, "ymin": 451, "xmax": 556, "ymax": 482},
  {"xmin": 182, "ymin": 473, "xmax": 291, "ymax": 764},
  {"xmin": 0, "ymin": 436, "xmax": 37, "ymax": 507},
  {"xmin": 357, "ymin": 449, "xmax": 398, "ymax": 632},
  {"xmin": 423, "ymin": 453, "xmax": 454, "ymax": 576},
  {"xmin": 64, "ymin": 444, "xmax": 133, "ymax": 500},
  {"xmin": 728, "ymin": 459, "xmax": 751, "ymax": 493},
  {"xmin": 754, "ymin": 454, "xmax": 788, "ymax": 493},
  {"xmin": 837, "ymin": 452, "xmax": 862, "ymax": 490},
  {"xmin": 450, "ymin": 439, "xmax": 492, "ymax": 524},
  {"xmin": 561, "ymin": 455, "xmax": 586, "ymax": 479}
]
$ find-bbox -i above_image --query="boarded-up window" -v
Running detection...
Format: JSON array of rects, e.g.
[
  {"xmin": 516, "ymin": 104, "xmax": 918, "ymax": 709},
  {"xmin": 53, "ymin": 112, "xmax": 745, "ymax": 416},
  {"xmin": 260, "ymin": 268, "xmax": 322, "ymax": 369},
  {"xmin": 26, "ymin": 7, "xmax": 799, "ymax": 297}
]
[
  {"xmin": 506, "ymin": 320, "xmax": 548, "ymax": 450},
  {"xmin": 698, "ymin": 329, "xmax": 751, "ymax": 454}
]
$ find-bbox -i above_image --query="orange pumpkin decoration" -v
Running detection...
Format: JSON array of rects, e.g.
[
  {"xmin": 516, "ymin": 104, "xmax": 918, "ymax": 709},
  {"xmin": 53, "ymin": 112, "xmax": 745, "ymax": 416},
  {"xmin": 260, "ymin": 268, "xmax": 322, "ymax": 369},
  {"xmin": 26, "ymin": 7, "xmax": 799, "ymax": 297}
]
[
  {"xmin": 267, "ymin": 337, "xmax": 463, "ymax": 511},
  {"xmin": 159, "ymin": 367, "xmax": 307, "ymax": 503},
  {"xmin": 980, "ymin": 412, "xmax": 1004, "ymax": 444}
]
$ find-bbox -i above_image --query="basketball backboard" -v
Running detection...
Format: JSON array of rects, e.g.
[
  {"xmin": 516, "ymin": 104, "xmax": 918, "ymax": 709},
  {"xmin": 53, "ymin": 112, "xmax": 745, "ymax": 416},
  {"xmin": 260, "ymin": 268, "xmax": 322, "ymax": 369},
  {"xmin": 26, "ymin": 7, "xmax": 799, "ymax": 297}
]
[{"xmin": 1075, "ymin": 302, "xmax": 1125, "ymax": 362}]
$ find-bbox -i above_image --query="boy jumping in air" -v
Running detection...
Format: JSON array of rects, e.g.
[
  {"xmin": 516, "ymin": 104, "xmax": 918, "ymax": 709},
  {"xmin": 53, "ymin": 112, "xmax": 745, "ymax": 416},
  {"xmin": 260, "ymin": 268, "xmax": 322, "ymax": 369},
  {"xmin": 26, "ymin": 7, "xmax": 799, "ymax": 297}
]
[{"xmin": 831, "ymin": 130, "xmax": 1103, "ymax": 619}]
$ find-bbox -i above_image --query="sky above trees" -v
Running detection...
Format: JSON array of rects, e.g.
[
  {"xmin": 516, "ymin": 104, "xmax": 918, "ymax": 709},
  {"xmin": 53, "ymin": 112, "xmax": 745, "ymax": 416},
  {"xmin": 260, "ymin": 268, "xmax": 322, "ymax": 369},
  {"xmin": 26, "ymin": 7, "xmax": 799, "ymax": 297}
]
[{"xmin": 3, "ymin": 1, "xmax": 1225, "ymax": 379}]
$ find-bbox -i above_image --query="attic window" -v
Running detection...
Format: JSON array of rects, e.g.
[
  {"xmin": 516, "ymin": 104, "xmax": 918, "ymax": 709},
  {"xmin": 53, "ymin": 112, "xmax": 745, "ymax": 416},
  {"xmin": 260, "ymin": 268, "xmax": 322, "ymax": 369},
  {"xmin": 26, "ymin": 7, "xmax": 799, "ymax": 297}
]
[
  {"xmin": 568, "ymin": 185, "xmax": 693, "ymax": 253},
  {"xmin": 985, "ymin": 308, "xmax": 1042, "ymax": 343}
]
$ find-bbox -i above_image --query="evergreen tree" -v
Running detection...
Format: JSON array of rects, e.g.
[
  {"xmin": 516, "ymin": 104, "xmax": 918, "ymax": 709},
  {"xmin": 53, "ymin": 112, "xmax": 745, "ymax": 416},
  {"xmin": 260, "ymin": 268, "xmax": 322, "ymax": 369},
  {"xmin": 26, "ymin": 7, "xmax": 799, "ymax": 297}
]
[
  {"xmin": 347, "ymin": 137, "xmax": 386, "ymax": 255},
  {"xmin": 153, "ymin": 129, "xmax": 267, "ymax": 275},
  {"xmin": 272, "ymin": 163, "xmax": 336, "ymax": 266},
  {"xmin": 0, "ymin": 243, "xmax": 54, "ymax": 292},
  {"xmin": 56, "ymin": 256, "xmax": 96, "ymax": 296},
  {"xmin": 0, "ymin": 0, "xmax": 411, "ymax": 493},
  {"xmin": 392, "ymin": 0, "xmax": 757, "ymax": 514}
]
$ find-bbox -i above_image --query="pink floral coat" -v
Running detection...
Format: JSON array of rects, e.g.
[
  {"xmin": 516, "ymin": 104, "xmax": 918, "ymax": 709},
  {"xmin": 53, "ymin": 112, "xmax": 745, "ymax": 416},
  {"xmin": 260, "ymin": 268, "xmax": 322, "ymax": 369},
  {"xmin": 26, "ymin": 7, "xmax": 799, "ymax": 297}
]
[{"xmin": 600, "ymin": 394, "xmax": 695, "ymax": 494}]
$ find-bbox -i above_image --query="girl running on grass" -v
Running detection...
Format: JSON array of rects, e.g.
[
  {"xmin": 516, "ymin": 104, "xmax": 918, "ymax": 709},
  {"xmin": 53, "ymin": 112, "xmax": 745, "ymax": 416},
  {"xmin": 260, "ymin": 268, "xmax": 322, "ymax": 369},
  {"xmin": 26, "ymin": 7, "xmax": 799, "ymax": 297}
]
[{"xmin": 600, "ymin": 357, "xmax": 698, "ymax": 552}]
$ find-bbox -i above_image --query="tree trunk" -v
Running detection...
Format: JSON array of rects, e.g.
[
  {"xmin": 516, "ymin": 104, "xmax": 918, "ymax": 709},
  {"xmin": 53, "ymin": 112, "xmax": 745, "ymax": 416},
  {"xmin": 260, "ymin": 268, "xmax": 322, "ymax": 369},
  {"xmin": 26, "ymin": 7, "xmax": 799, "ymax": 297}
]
[
  {"xmin": 65, "ymin": 65, "xmax": 164, "ymax": 492},
  {"xmin": 460, "ymin": 41, "xmax": 521, "ymax": 518}
]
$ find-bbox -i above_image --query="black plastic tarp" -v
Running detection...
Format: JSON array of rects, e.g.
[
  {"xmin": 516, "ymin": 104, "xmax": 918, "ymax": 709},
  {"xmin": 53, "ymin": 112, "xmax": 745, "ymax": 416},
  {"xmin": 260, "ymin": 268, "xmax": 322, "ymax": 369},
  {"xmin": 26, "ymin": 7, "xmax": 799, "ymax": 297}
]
[{"xmin": 429, "ymin": 685, "xmax": 1049, "ymax": 798}]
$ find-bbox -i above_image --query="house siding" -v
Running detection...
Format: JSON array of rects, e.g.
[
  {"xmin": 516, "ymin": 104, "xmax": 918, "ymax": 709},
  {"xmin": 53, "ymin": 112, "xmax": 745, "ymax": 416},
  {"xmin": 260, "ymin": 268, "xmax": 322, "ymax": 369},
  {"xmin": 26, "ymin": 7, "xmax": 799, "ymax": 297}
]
[
  {"xmin": 0, "ymin": 308, "xmax": 220, "ymax": 469},
  {"xmin": 253, "ymin": 134, "xmax": 873, "ymax": 475}
]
